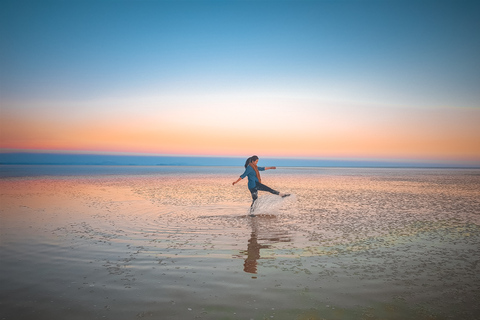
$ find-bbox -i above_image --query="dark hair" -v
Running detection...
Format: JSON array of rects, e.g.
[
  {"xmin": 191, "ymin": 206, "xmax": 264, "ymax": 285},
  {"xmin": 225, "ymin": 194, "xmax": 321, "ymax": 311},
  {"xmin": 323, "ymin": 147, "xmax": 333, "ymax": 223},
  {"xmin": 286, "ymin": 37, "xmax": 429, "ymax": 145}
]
[{"xmin": 244, "ymin": 155, "xmax": 259, "ymax": 168}]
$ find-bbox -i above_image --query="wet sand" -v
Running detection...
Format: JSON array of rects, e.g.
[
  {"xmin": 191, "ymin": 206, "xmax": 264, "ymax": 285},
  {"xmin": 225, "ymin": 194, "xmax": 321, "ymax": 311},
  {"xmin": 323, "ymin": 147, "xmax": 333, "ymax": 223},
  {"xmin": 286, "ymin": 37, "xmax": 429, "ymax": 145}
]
[{"xmin": 1, "ymin": 167, "xmax": 479, "ymax": 319}]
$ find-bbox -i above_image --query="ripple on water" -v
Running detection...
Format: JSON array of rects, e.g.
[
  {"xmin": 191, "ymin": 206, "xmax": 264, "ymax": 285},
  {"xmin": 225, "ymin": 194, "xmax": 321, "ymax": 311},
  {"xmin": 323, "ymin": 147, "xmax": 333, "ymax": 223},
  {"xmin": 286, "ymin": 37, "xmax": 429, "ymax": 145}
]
[{"xmin": 1, "ymin": 168, "xmax": 479, "ymax": 319}]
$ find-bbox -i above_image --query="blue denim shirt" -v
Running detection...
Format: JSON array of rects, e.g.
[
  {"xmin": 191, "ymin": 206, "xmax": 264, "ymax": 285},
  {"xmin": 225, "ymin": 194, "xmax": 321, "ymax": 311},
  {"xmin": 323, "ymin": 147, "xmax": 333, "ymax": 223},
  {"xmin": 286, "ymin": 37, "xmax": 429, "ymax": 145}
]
[{"xmin": 240, "ymin": 166, "xmax": 265, "ymax": 189}]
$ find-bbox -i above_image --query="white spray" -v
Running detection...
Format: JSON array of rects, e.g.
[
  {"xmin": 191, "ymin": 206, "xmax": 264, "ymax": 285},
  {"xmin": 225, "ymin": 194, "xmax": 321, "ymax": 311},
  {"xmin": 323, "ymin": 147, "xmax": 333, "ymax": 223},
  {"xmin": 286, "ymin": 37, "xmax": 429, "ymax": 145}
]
[{"xmin": 249, "ymin": 194, "xmax": 297, "ymax": 215}]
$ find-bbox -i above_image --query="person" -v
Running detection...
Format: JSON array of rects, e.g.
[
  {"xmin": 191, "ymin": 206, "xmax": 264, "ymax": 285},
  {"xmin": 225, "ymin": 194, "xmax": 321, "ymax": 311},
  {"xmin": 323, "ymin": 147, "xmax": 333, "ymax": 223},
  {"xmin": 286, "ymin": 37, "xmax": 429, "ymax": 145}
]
[{"xmin": 232, "ymin": 155, "xmax": 289, "ymax": 214}]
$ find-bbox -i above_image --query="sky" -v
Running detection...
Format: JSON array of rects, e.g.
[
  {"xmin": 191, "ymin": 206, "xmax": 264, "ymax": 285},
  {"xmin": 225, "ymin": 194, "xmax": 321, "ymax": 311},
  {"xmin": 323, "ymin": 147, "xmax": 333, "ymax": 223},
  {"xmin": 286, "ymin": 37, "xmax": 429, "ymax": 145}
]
[{"xmin": 1, "ymin": 0, "xmax": 479, "ymax": 166}]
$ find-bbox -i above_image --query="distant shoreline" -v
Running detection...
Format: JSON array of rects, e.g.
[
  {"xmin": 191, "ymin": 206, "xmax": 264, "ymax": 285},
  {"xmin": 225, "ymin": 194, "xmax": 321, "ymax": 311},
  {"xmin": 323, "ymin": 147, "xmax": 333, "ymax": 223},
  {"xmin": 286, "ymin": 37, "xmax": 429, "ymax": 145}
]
[
  {"xmin": 1, "ymin": 164, "xmax": 480, "ymax": 169},
  {"xmin": 0, "ymin": 152, "xmax": 479, "ymax": 169}
]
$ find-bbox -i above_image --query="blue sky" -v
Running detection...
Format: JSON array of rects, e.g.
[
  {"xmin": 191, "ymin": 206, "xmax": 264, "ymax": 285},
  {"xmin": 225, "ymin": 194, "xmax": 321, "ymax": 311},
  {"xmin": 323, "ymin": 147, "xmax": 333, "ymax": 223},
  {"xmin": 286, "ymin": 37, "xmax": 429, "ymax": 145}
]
[
  {"xmin": 1, "ymin": 0, "xmax": 479, "ymax": 165},
  {"xmin": 2, "ymin": 0, "xmax": 479, "ymax": 106}
]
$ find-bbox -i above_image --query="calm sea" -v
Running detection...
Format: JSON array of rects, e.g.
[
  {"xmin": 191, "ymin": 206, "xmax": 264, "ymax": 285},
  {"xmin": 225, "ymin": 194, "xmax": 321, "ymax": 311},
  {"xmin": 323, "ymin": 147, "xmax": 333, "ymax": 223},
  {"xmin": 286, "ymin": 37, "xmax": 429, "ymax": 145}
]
[
  {"xmin": 3, "ymin": 163, "xmax": 477, "ymax": 177},
  {"xmin": 1, "ymin": 165, "xmax": 479, "ymax": 319}
]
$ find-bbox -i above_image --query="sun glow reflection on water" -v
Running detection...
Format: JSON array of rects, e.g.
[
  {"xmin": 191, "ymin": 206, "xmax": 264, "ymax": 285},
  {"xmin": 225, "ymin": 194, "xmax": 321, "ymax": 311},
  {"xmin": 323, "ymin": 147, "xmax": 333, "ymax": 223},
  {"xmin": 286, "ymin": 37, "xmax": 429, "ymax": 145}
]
[{"xmin": 0, "ymin": 166, "xmax": 479, "ymax": 319}]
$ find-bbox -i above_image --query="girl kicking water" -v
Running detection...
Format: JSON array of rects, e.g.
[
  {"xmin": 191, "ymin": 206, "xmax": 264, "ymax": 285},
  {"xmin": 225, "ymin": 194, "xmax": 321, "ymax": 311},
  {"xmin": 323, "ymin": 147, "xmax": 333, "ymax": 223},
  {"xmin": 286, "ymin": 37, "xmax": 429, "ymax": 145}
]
[{"xmin": 232, "ymin": 155, "xmax": 289, "ymax": 215}]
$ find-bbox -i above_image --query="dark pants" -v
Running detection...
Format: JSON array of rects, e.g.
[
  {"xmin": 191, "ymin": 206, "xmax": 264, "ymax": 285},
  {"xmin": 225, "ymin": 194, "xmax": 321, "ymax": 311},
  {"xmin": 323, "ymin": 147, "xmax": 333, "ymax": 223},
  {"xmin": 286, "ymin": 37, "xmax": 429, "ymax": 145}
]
[{"xmin": 249, "ymin": 182, "xmax": 280, "ymax": 208}]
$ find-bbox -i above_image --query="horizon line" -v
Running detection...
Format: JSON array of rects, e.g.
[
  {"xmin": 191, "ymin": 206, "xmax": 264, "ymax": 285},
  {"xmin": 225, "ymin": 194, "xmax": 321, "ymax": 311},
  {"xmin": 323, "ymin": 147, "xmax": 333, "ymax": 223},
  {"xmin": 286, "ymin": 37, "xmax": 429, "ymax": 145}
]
[{"xmin": 1, "ymin": 150, "xmax": 479, "ymax": 169}]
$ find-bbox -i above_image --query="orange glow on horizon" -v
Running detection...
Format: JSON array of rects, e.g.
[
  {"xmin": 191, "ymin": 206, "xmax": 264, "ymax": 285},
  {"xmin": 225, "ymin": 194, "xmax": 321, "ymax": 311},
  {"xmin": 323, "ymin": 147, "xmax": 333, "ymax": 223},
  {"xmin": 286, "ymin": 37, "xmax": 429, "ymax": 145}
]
[{"xmin": 1, "ymin": 104, "xmax": 479, "ymax": 163}]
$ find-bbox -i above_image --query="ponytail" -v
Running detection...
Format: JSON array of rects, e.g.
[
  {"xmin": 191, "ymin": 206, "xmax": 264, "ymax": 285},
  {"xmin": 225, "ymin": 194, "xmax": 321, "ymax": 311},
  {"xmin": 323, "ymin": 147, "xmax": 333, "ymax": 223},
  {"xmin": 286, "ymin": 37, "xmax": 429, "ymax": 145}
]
[{"xmin": 244, "ymin": 155, "xmax": 259, "ymax": 168}]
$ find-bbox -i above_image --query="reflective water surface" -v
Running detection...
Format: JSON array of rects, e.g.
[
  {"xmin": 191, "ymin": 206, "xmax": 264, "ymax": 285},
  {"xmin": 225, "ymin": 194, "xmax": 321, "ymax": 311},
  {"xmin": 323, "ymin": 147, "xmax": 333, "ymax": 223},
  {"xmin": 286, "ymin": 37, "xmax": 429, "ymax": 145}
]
[{"xmin": 1, "ymin": 166, "xmax": 479, "ymax": 319}]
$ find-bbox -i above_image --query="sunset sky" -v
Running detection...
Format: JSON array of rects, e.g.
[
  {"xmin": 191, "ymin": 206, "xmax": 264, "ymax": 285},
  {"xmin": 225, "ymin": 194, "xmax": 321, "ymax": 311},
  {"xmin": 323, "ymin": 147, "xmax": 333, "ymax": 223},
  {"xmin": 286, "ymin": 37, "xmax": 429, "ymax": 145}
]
[{"xmin": 1, "ymin": 0, "xmax": 479, "ymax": 165}]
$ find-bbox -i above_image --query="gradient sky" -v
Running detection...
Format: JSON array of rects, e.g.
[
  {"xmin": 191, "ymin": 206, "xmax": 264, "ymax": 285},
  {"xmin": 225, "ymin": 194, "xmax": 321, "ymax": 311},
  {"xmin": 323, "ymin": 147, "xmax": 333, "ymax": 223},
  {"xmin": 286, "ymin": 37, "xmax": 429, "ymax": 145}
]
[{"xmin": 1, "ymin": 0, "xmax": 479, "ymax": 164}]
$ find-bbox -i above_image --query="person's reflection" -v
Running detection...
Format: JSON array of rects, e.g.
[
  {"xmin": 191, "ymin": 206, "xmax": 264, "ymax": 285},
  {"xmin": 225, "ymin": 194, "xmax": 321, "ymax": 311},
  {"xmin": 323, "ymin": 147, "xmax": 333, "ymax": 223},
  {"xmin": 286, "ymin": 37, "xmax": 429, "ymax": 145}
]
[
  {"xmin": 244, "ymin": 218, "xmax": 270, "ymax": 273},
  {"xmin": 243, "ymin": 215, "xmax": 291, "ymax": 274}
]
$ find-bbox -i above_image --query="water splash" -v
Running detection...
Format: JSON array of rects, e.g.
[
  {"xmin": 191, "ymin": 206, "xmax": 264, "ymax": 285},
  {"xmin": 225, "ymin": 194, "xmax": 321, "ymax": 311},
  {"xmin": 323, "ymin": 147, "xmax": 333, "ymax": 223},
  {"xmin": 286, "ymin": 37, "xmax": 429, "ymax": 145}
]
[{"xmin": 249, "ymin": 194, "xmax": 296, "ymax": 215}]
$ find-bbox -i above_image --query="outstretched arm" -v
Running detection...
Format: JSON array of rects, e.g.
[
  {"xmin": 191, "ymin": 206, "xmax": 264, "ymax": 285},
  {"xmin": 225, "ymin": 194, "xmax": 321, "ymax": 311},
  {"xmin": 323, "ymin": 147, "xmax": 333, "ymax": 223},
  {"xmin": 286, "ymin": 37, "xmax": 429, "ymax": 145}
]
[
  {"xmin": 232, "ymin": 177, "xmax": 242, "ymax": 185},
  {"xmin": 265, "ymin": 166, "xmax": 277, "ymax": 170}
]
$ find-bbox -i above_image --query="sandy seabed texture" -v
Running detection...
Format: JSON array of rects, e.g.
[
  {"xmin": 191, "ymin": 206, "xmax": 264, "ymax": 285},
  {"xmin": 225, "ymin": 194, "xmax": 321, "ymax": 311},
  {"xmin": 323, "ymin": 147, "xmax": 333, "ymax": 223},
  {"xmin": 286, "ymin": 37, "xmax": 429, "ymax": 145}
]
[{"xmin": 1, "ymin": 166, "xmax": 479, "ymax": 320}]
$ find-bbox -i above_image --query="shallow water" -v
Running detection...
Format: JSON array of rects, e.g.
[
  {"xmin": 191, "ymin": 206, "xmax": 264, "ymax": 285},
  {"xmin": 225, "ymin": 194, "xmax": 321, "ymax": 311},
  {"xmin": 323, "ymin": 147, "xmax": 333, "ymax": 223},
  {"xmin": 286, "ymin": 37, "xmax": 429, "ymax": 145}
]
[{"xmin": 1, "ymin": 166, "xmax": 479, "ymax": 319}]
